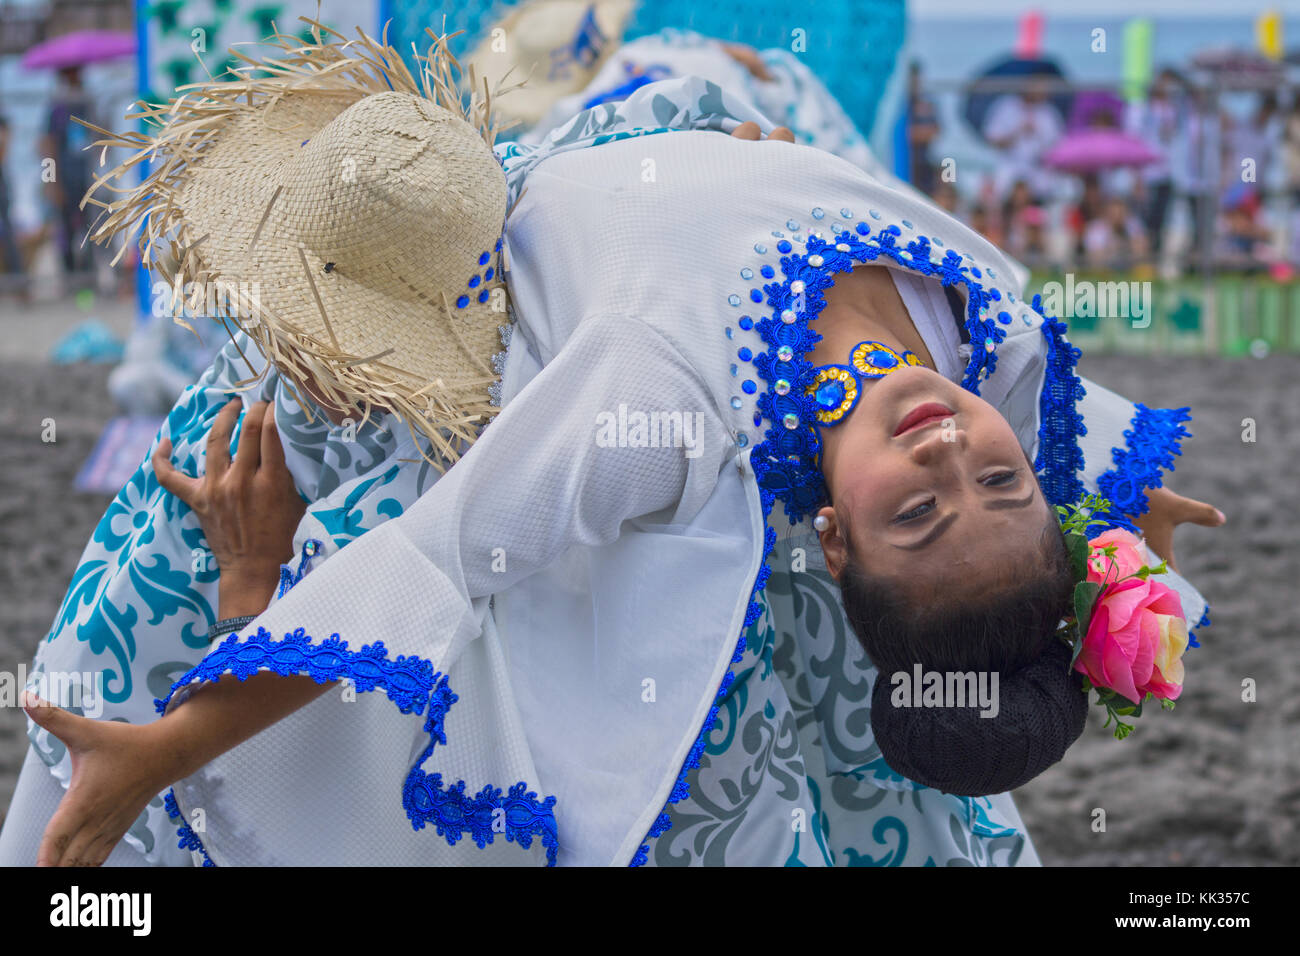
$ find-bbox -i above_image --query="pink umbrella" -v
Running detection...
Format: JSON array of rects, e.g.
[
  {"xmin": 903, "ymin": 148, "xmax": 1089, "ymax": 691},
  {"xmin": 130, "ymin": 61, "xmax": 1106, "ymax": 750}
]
[
  {"xmin": 21, "ymin": 30, "xmax": 135, "ymax": 70},
  {"xmin": 1043, "ymin": 128, "xmax": 1161, "ymax": 174}
]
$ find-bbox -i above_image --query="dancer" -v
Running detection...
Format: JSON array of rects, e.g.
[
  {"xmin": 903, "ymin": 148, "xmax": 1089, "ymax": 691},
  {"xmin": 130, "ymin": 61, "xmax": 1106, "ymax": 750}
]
[
  {"xmin": 0, "ymin": 28, "xmax": 509, "ymax": 866},
  {"xmin": 15, "ymin": 41, "xmax": 1221, "ymax": 868}
]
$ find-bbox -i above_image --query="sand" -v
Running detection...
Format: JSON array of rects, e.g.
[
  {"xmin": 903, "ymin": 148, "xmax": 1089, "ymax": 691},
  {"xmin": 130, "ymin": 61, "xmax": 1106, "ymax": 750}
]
[{"xmin": 0, "ymin": 350, "xmax": 1295, "ymax": 864}]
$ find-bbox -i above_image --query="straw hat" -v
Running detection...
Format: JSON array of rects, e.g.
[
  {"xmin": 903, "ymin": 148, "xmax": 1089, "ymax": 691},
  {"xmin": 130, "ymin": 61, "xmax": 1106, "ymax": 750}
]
[
  {"xmin": 82, "ymin": 22, "xmax": 512, "ymax": 467},
  {"xmin": 468, "ymin": 0, "xmax": 636, "ymax": 127}
]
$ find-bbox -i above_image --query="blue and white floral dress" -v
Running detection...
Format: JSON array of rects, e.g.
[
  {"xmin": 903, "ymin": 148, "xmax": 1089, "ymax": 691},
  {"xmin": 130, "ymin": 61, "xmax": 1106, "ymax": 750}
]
[{"xmin": 122, "ymin": 76, "xmax": 1208, "ymax": 868}]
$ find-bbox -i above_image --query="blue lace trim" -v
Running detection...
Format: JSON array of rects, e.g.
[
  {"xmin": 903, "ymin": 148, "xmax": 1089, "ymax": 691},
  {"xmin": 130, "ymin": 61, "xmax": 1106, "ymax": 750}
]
[
  {"xmin": 1032, "ymin": 294, "xmax": 1088, "ymax": 510},
  {"xmin": 163, "ymin": 789, "xmax": 214, "ymax": 866},
  {"xmin": 1188, "ymin": 607, "xmax": 1210, "ymax": 650},
  {"xmin": 631, "ymin": 215, "xmax": 1089, "ymax": 865},
  {"xmin": 1096, "ymin": 404, "xmax": 1193, "ymax": 522},
  {"xmin": 154, "ymin": 627, "xmax": 559, "ymax": 865},
  {"xmin": 744, "ymin": 221, "xmax": 1017, "ymax": 525}
]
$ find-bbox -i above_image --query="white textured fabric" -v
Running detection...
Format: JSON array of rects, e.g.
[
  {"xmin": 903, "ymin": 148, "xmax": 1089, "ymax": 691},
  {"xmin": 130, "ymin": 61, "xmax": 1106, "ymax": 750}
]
[{"xmin": 891, "ymin": 269, "xmax": 965, "ymax": 383}]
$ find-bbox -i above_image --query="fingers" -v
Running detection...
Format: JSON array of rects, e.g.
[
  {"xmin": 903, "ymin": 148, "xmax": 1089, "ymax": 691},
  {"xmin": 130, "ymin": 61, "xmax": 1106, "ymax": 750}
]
[
  {"xmin": 1185, "ymin": 498, "xmax": 1227, "ymax": 527},
  {"xmin": 151, "ymin": 437, "xmax": 204, "ymax": 507},
  {"xmin": 729, "ymin": 121, "xmax": 795, "ymax": 144},
  {"xmin": 258, "ymin": 400, "xmax": 287, "ymax": 475},
  {"xmin": 232, "ymin": 400, "xmax": 268, "ymax": 478},
  {"xmin": 22, "ymin": 692, "xmax": 83, "ymax": 746},
  {"xmin": 36, "ymin": 820, "xmax": 71, "ymax": 867},
  {"xmin": 206, "ymin": 398, "xmax": 242, "ymax": 481}
]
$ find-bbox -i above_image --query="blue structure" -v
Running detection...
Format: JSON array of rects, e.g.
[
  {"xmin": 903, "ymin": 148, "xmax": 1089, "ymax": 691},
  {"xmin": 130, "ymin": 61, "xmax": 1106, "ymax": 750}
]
[{"xmin": 384, "ymin": 0, "xmax": 906, "ymax": 137}]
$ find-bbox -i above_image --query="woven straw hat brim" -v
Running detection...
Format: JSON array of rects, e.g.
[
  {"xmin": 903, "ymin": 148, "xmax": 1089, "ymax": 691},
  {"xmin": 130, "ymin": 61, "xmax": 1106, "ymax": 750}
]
[
  {"xmin": 174, "ymin": 91, "xmax": 507, "ymax": 416},
  {"xmin": 80, "ymin": 21, "xmax": 514, "ymax": 467}
]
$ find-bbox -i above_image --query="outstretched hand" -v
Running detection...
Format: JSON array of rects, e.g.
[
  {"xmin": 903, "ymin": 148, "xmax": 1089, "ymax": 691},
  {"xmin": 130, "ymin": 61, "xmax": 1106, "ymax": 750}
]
[
  {"xmin": 1133, "ymin": 485, "xmax": 1226, "ymax": 572},
  {"xmin": 151, "ymin": 397, "xmax": 306, "ymax": 616},
  {"xmin": 23, "ymin": 692, "xmax": 171, "ymax": 866}
]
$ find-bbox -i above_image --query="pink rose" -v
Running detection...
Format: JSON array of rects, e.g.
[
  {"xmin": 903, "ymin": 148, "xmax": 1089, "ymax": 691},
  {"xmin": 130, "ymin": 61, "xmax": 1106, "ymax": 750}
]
[
  {"xmin": 1074, "ymin": 576, "xmax": 1189, "ymax": 704},
  {"xmin": 1086, "ymin": 528, "xmax": 1148, "ymax": 583}
]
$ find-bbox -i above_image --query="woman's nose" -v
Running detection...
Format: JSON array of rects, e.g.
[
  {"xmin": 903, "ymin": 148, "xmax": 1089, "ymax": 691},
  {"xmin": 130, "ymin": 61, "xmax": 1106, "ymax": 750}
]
[{"xmin": 909, "ymin": 423, "xmax": 967, "ymax": 462}]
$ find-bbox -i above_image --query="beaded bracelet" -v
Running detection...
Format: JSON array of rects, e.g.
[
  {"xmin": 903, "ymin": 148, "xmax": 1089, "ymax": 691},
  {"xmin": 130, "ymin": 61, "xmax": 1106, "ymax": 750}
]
[{"xmin": 207, "ymin": 615, "xmax": 257, "ymax": 642}]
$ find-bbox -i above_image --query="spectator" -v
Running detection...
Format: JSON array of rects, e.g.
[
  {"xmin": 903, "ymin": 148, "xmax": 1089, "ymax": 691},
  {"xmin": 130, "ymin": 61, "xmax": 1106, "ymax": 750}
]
[
  {"xmin": 1174, "ymin": 86, "xmax": 1222, "ymax": 271},
  {"xmin": 40, "ymin": 66, "xmax": 95, "ymax": 289},
  {"xmin": 1218, "ymin": 185, "xmax": 1271, "ymax": 272},
  {"xmin": 1066, "ymin": 174, "xmax": 1105, "ymax": 260},
  {"xmin": 1228, "ymin": 91, "xmax": 1281, "ymax": 197},
  {"xmin": 904, "ymin": 61, "xmax": 941, "ymax": 195},
  {"xmin": 1126, "ymin": 70, "xmax": 1181, "ymax": 260},
  {"xmin": 982, "ymin": 76, "xmax": 1062, "ymax": 200},
  {"xmin": 1009, "ymin": 203, "xmax": 1050, "ymax": 270},
  {"xmin": 0, "ymin": 116, "xmax": 26, "ymax": 298},
  {"xmin": 1084, "ymin": 195, "xmax": 1149, "ymax": 272}
]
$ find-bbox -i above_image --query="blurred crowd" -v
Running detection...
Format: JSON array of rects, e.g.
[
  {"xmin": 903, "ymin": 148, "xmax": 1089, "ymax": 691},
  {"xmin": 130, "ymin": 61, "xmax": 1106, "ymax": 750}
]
[
  {"xmin": 906, "ymin": 65, "xmax": 1300, "ymax": 277},
  {"xmin": 0, "ymin": 63, "xmax": 113, "ymax": 301}
]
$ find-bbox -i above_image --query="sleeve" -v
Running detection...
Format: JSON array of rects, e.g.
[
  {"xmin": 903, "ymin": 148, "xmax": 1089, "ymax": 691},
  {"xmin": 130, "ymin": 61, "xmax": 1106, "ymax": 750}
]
[
  {"xmin": 156, "ymin": 307, "xmax": 733, "ymax": 752},
  {"xmin": 1074, "ymin": 375, "xmax": 1207, "ymax": 632}
]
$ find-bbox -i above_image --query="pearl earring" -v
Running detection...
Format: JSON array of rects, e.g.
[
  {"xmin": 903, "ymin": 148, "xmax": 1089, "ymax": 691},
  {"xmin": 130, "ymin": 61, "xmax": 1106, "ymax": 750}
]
[{"xmin": 813, "ymin": 515, "xmax": 830, "ymax": 532}]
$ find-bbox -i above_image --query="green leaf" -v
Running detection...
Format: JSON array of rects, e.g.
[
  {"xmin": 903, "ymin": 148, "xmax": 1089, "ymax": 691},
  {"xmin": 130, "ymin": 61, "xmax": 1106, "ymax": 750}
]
[
  {"xmin": 1072, "ymin": 580, "xmax": 1102, "ymax": 642},
  {"xmin": 1066, "ymin": 532, "xmax": 1090, "ymax": 580}
]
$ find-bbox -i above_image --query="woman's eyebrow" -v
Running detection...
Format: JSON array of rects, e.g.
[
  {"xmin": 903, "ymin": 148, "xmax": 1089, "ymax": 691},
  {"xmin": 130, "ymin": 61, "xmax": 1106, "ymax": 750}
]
[
  {"xmin": 984, "ymin": 489, "xmax": 1037, "ymax": 511},
  {"xmin": 892, "ymin": 511, "xmax": 958, "ymax": 550}
]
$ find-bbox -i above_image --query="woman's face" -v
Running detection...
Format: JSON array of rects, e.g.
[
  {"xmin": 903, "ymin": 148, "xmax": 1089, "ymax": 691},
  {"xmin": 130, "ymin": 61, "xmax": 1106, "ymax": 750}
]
[{"xmin": 816, "ymin": 365, "xmax": 1052, "ymax": 602}]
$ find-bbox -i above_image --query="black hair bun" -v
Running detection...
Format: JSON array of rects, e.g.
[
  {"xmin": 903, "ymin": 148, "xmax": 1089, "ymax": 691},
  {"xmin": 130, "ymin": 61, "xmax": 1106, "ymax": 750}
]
[{"xmin": 869, "ymin": 638, "xmax": 1088, "ymax": 796}]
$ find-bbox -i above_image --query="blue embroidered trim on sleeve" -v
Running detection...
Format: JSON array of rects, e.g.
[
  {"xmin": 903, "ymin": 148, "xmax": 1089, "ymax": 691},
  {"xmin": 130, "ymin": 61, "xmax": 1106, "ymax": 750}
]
[
  {"xmin": 155, "ymin": 627, "xmax": 560, "ymax": 866},
  {"xmin": 1188, "ymin": 607, "xmax": 1210, "ymax": 649},
  {"xmin": 1095, "ymin": 404, "xmax": 1193, "ymax": 520},
  {"xmin": 163, "ymin": 789, "xmax": 215, "ymax": 866}
]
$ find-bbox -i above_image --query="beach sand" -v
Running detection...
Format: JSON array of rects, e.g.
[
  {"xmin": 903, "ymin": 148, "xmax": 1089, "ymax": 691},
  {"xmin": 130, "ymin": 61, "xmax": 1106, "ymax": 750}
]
[{"xmin": 0, "ymin": 348, "xmax": 1295, "ymax": 865}]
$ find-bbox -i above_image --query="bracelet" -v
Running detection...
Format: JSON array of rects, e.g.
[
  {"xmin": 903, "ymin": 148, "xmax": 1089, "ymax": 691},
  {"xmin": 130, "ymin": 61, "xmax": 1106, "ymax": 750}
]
[{"xmin": 207, "ymin": 615, "xmax": 257, "ymax": 642}]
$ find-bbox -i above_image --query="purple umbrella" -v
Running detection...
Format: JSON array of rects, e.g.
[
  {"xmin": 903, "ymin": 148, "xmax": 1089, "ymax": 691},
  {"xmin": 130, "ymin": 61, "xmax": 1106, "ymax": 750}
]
[
  {"xmin": 1067, "ymin": 90, "xmax": 1126, "ymax": 132},
  {"xmin": 22, "ymin": 30, "xmax": 135, "ymax": 70},
  {"xmin": 1043, "ymin": 129, "xmax": 1161, "ymax": 174}
]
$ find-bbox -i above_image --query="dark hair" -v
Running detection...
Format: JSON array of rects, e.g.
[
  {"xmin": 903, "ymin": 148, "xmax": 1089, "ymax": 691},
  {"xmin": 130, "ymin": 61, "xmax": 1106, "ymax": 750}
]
[
  {"xmin": 838, "ymin": 509, "xmax": 1088, "ymax": 795},
  {"xmin": 840, "ymin": 511, "xmax": 1074, "ymax": 678}
]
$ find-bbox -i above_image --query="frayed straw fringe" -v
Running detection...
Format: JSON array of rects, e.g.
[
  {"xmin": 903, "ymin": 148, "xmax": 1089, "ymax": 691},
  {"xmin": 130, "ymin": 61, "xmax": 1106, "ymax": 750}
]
[{"xmin": 78, "ymin": 16, "xmax": 520, "ymax": 469}]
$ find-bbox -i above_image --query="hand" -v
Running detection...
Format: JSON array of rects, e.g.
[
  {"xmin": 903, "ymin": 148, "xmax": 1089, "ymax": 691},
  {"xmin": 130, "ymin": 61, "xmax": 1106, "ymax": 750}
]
[
  {"xmin": 723, "ymin": 43, "xmax": 774, "ymax": 82},
  {"xmin": 1132, "ymin": 485, "xmax": 1225, "ymax": 573},
  {"xmin": 23, "ymin": 692, "xmax": 174, "ymax": 866},
  {"xmin": 152, "ymin": 397, "xmax": 306, "ymax": 616},
  {"xmin": 730, "ymin": 121, "xmax": 796, "ymax": 143}
]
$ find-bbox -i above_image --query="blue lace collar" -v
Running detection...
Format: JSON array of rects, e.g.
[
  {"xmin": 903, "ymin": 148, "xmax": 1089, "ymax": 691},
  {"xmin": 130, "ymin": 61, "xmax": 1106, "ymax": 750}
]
[{"xmin": 729, "ymin": 213, "xmax": 1086, "ymax": 525}]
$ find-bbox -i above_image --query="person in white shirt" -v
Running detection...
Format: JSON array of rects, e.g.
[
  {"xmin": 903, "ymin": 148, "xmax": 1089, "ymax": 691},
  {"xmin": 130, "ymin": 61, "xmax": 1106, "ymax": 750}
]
[{"xmin": 982, "ymin": 80, "xmax": 1064, "ymax": 201}]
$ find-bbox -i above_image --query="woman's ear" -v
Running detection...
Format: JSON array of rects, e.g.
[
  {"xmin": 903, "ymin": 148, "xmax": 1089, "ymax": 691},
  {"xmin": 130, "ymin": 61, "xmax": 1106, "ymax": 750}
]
[{"xmin": 816, "ymin": 506, "xmax": 850, "ymax": 582}]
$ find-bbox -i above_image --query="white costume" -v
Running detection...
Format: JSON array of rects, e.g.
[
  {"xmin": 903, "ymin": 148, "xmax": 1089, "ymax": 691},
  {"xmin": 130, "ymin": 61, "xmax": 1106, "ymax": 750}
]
[{"xmin": 147, "ymin": 78, "xmax": 1208, "ymax": 867}]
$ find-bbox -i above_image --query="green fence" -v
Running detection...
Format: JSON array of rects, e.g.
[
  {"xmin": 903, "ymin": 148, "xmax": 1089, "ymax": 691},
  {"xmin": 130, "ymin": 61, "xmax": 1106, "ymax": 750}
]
[{"xmin": 1024, "ymin": 273, "xmax": 1300, "ymax": 357}]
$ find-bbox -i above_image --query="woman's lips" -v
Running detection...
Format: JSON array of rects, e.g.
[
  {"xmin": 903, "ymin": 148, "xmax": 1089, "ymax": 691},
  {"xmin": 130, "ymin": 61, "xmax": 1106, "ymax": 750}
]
[{"xmin": 893, "ymin": 402, "xmax": 955, "ymax": 437}]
